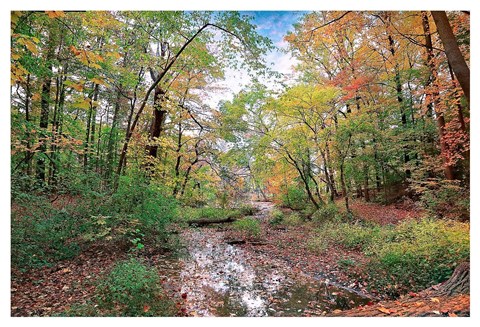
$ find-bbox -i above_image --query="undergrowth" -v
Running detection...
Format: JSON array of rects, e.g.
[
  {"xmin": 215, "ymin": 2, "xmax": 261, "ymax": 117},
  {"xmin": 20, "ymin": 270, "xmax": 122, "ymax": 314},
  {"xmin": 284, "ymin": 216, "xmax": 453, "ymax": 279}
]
[{"xmin": 309, "ymin": 218, "xmax": 469, "ymax": 297}]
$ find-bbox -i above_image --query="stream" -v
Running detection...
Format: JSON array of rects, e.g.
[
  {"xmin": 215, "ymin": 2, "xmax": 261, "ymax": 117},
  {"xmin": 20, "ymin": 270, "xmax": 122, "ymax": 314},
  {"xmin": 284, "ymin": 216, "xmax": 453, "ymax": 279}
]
[{"xmin": 177, "ymin": 202, "xmax": 372, "ymax": 317}]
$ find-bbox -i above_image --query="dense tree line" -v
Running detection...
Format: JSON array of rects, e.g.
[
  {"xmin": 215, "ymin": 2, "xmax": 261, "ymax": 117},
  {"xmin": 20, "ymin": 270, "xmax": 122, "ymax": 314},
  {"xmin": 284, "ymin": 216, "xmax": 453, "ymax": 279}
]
[{"xmin": 219, "ymin": 11, "xmax": 469, "ymax": 218}]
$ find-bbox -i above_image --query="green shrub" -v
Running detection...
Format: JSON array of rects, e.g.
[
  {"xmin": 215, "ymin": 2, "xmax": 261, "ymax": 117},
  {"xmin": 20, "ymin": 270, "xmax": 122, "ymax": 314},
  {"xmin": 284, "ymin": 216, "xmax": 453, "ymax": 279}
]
[
  {"xmin": 415, "ymin": 179, "xmax": 469, "ymax": 221},
  {"xmin": 57, "ymin": 301, "xmax": 100, "ymax": 317},
  {"xmin": 311, "ymin": 203, "xmax": 341, "ymax": 224},
  {"xmin": 279, "ymin": 185, "xmax": 308, "ymax": 210},
  {"xmin": 338, "ymin": 257, "xmax": 356, "ymax": 268},
  {"xmin": 233, "ymin": 217, "xmax": 261, "ymax": 239},
  {"xmin": 180, "ymin": 206, "xmax": 241, "ymax": 222},
  {"xmin": 269, "ymin": 209, "xmax": 284, "ymax": 225},
  {"xmin": 107, "ymin": 174, "xmax": 178, "ymax": 246},
  {"xmin": 310, "ymin": 221, "xmax": 380, "ymax": 251},
  {"xmin": 307, "ymin": 237, "xmax": 328, "ymax": 253},
  {"xmin": 365, "ymin": 219, "xmax": 469, "ymax": 296},
  {"xmin": 283, "ymin": 212, "xmax": 303, "ymax": 226},
  {"xmin": 237, "ymin": 204, "xmax": 257, "ymax": 216},
  {"xmin": 308, "ymin": 218, "xmax": 469, "ymax": 298},
  {"xmin": 11, "ymin": 197, "xmax": 85, "ymax": 270},
  {"xmin": 96, "ymin": 257, "xmax": 175, "ymax": 316}
]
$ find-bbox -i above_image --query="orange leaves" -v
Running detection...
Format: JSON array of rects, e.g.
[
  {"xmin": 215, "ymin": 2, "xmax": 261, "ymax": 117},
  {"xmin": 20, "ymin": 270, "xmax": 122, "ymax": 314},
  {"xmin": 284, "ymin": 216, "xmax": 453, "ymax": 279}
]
[
  {"xmin": 91, "ymin": 77, "xmax": 107, "ymax": 86},
  {"xmin": 45, "ymin": 11, "xmax": 66, "ymax": 19},
  {"xmin": 64, "ymin": 80, "xmax": 85, "ymax": 92},
  {"xmin": 377, "ymin": 307, "xmax": 391, "ymax": 314},
  {"xmin": 69, "ymin": 45, "xmax": 105, "ymax": 69}
]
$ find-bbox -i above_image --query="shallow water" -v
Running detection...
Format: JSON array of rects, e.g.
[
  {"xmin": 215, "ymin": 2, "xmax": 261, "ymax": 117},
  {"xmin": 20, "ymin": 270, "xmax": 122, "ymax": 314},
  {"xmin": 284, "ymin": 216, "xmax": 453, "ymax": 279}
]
[{"xmin": 178, "ymin": 202, "xmax": 373, "ymax": 317}]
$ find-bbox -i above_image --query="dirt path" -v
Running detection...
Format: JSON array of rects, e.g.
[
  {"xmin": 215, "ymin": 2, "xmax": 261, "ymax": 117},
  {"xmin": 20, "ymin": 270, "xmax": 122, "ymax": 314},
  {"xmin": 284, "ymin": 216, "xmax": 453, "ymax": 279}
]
[{"xmin": 176, "ymin": 201, "xmax": 372, "ymax": 317}]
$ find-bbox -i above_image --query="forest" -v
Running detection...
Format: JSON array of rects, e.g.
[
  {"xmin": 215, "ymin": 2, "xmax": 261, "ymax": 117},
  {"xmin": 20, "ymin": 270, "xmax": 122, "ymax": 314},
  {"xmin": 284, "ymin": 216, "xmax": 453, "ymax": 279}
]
[{"xmin": 11, "ymin": 10, "xmax": 470, "ymax": 317}]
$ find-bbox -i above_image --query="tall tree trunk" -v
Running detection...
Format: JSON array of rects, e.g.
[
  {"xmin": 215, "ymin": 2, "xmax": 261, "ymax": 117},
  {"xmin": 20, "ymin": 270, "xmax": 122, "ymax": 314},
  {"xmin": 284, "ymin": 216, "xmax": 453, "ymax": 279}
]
[
  {"xmin": 36, "ymin": 53, "xmax": 53, "ymax": 184},
  {"xmin": 422, "ymin": 11, "xmax": 455, "ymax": 180},
  {"xmin": 146, "ymin": 86, "xmax": 167, "ymax": 159},
  {"xmin": 84, "ymin": 83, "xmax": 99, "ymax": 170},
  {"xmin": 48, "ymin": 74, "xmax": 61, "ymax": 186},
  {"xmin": 385, "ymin": 13, "xmax": 410, "ymax": 179},
  {"xmin": 285, "ymin": 151, "xmax": 320, "ymax": 209},
  {"xmin": 172, "ymin": 119, "xmax": 183, "ymax": 196},
  {"xmin": 431, "ymin": 11, "xmax": 470, "ymax": 104},
  {"xmin": 325, "ymin": 140, "xmax": 338, "ymax": 199},
  {"xmin": 106, "ymin": 89, "xmax": 122, "ymax": 182},
  {"xmin": 24, "ymin": 74, "xmax": 33, "ymax": 176},
  {"xmin": 340, "ymin": 162, "xmax": 349, "ymax": 212}
]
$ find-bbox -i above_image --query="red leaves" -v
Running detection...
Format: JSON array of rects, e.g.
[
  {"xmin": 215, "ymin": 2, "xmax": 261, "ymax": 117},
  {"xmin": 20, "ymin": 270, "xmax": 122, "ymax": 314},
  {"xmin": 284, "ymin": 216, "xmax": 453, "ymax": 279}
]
[{"xmin": 181, "ymin": 293, "xmax": 188, "ymax": 300}]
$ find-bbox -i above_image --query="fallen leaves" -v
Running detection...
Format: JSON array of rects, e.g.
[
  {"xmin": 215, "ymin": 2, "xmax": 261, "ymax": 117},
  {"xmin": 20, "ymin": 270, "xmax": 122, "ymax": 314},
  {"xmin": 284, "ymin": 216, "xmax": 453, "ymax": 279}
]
[{"xmin": 377, "ymin": 307, "xmax": 391, "ymax": 314}]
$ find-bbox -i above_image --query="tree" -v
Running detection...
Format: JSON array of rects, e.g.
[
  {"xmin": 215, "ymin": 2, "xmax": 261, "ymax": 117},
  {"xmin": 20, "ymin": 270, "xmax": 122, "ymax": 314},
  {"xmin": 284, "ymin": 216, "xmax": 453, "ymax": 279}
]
[{"xmin": 431, "ymin": 11, "xmax": 470, "ymax": 104}]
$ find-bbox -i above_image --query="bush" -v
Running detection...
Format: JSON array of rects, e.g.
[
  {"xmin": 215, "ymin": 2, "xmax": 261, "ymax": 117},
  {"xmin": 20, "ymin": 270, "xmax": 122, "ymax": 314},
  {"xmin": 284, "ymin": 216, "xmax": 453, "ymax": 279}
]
[
  {"xmin": 237, "ymin": 204, "xmax": 258, "ymax": 216},
  {"xmin": 269, "ymin": 209, "xmax": 284, "ymax": 225},
  {"xmin": 309, "ymin": 218, "xmax": 470, "ymax": 298},
  {"xmin": 233, "ymin": 217, "xmax": 261, "ymax": 239},
  {"xmin": 311, "ymin": 203, "xmax": 341, "ymax": 225},
  {"xmin": 365, "ymin": 219, "xmax": 469, "ymax": 297},
  {"xmin": 96, "ymin": 257, "xmax": 175, "ymax": 316},
  {"xmin": 307, "ymin": 237, "xmax": 328, "ymax": 254},
  {"xmin": 416, "ymin": 179, "xmax": 469, "ymax": 221},
  {"xmin": 107, "ymin": 174, "xmax": 178, "ymax": 246},
  {"xmin": 283, "ymin": 212, "xmax": 303, "ymax": 226},
  {"xmin": 279, "ymin": 185, "xmax": 308, "ymax": 210},
  {"xmin": 180, "ymin": 206, "xmax": 241, "ymax": 222},
  {"xmin": 310, "ymin": 221, "xmax": 380, "ymax": 252},
  {"xmin": 11, "ymin": 196, "xmax": 86, "ymax": 270}
]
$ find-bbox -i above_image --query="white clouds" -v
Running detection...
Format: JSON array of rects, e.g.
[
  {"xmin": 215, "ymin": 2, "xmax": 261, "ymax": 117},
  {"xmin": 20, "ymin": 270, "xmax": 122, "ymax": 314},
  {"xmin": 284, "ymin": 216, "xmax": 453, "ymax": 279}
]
[{"xmin": 204, "ymin": 12, "xmax": 302, "ymax": 108}]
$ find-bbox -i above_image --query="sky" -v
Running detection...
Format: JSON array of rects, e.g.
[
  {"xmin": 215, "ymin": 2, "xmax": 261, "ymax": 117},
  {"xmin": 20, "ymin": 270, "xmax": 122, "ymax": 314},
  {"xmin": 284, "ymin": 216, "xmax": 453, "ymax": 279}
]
[{"xmin": 207, "ymin": 11, "xmax": 307, "ymax": 106}]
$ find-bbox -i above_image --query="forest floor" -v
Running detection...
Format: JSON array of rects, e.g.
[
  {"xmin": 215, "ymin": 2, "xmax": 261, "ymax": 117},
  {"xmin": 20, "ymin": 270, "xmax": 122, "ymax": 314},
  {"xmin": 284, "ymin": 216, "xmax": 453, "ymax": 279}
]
[{"xmin": 11, "ymin": 199, "xmax": 469, "ymax": 317}]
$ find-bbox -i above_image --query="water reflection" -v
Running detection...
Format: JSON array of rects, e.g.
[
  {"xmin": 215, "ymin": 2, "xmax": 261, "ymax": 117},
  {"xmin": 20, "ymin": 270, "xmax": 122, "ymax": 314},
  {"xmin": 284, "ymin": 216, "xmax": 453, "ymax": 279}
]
[{"xmin": 180, "ymin": 229, "xmax": 372, "ymax": 317}]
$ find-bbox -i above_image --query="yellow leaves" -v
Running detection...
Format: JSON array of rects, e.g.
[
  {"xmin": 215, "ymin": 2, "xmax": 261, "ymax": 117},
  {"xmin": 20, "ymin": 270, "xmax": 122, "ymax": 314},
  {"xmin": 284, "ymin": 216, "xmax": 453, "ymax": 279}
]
[
  {"xmin": 91, "ymin": 77, "xmax": 106, "ymax": 86},
  {"xmin": 64, "ymin": 80, "xmax": 84, "ymax": 92},
  {"xmin": 430, "ymin": 297, "xmax": 440, "ymax": 303},
  {"xmin": 72, "ymin": 98, "xmax": 92, "ymax": 110},
  {"xmin": 69, "ymin": 45, "xmax": 105, "ymax": 69},
  {"xmin": 11, "ymin": 11, "xmax": 23, "ymax": 32},
  {"xmin": 11, "ymin": 62, "xmax": 28, "ymax": 84},
  {"xmin": 107, "ymin": 51, "xmax": 122, "ymax": 60},
  {"xmin": 45, "ymin": 11, "xmax": 66, "ymax": 19},
  {"xmin": 13, "ymin": 34, "xmax": 40, "ymax": 55},
  {"xmin": 24, "ymin": 40, "xmax": 39, "ymax": 54}
]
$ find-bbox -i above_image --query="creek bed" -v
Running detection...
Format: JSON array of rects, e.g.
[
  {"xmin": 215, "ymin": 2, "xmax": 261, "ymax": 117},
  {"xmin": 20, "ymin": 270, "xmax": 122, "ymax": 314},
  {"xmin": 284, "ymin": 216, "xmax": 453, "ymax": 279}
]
[{"xmin": 178, "ymin": 202, "xmax": 373, "ymax": 316}]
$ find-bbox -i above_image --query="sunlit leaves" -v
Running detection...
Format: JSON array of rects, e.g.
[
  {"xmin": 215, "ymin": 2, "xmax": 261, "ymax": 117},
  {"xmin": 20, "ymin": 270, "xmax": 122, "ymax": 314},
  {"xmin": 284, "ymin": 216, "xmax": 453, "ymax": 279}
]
[{"xmin": 45, "ymin": 11, "xmax": 66, "ymax": 19}]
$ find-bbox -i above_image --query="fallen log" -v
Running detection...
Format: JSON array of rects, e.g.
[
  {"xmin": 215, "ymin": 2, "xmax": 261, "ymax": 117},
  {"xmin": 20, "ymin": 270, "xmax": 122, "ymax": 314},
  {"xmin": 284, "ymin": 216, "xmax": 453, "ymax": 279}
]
[
  {"xmin": 226, "ymin": 239, "xmax": 246, "ymax": 245},
  {"xmin": 187, "ymin": 216, "xmax": 237, "ymax": 226}
]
